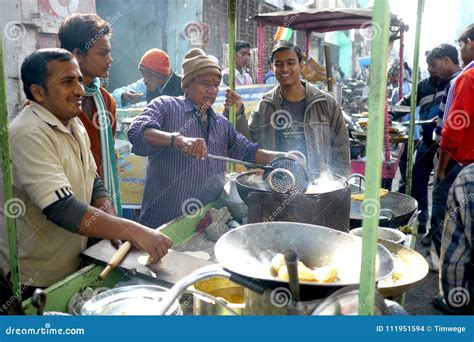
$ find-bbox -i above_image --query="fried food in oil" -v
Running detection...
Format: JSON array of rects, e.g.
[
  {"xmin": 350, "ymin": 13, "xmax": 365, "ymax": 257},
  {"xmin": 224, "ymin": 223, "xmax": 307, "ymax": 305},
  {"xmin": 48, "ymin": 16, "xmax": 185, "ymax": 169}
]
[
  {"xmin": 351, "ymin": 188, "xmax": 389, "ymax": 201},
  {"xmin": 271, "ymin": 253, "xmax": 338, "ymax": 283}
]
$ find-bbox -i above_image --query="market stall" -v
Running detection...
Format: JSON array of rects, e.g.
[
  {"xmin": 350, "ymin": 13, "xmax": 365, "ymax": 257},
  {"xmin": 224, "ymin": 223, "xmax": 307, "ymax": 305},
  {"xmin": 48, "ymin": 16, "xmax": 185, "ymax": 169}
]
[
  {"xmin": 251, "ymin": 7, "xmax": 410, "ymax": 187},
  {"xmin": 0, "ymin": 1, "xmax": 431, "ymax": 317}
]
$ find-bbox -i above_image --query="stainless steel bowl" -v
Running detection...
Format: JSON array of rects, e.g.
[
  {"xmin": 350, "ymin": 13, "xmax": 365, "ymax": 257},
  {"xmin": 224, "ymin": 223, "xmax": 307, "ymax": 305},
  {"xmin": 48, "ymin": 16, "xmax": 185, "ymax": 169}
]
[
  {"xmin": 350, "ymin": 227, "xmax": 406, "ymax": 244},
  {"xmin": 81, "ymin": 285, "xmax": 182, "ymax": 316}
]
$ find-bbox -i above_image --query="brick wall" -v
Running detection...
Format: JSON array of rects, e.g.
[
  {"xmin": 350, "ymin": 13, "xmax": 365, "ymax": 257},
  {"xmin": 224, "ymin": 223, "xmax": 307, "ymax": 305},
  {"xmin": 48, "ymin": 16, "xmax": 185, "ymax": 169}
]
[{"xmin": 203, "ymin": 0, "xmax": 309, "ymax": 81}]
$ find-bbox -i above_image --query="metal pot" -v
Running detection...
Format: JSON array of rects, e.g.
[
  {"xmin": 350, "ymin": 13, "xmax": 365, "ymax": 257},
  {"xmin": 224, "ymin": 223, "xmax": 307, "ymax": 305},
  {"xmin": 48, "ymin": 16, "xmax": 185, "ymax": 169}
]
[
  {"xmin": 81, "ymin": 285, "xmax": 182, "ymax": 316},
  {"xmin": 312, "ymin": 286, "xmax": 391, "ymax": 315},
  {"xmin": 220, "ymin": 173, "xmax": 248, "ymax": 220},
  {"xmin": 350, "ymin": 191, "xmax": 418, "ymax": 228},
  {"xmin": 192, "ymin": 277, "xmax": 244, "ymax": 315},
  {"xmin": 236, "ymin": 170, "xmax": 351, "ymax": 232},
  {"xmin": 350, "ymin": 227, "xmax": 406, "ymax": 244},
  {"xmin": 348, "ymin": 174, "xmax": 418, "ymax": 229}
]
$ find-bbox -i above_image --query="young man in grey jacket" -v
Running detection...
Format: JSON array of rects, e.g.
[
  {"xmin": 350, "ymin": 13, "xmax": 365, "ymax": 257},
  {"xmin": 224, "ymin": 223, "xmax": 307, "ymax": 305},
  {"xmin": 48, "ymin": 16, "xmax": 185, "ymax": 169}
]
[{"xmin": 225, "ymin": 41, "xmax": 350, "ymax": 177}]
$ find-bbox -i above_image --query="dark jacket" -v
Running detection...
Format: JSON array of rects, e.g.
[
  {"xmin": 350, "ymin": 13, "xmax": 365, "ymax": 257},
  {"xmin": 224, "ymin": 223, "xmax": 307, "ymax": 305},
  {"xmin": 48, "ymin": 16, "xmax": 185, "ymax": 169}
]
[
  {"xmin": 393, "ymin": 77, "xmax": 448, "ymax": 142},
  {"xmin": 146, "ymin": 72, "xmax": 184, "ymax": 102},
  {"xmin": 233, "ymin": 81, "xmax": 350, "ymax": 177}
]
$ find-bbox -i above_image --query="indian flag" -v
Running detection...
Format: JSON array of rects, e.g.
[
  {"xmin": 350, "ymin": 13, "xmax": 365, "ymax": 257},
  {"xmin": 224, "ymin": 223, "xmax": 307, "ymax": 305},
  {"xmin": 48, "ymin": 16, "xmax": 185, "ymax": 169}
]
[{"xmin": 274, "ymin": 26, "xmax": 293, "ymax": 41}]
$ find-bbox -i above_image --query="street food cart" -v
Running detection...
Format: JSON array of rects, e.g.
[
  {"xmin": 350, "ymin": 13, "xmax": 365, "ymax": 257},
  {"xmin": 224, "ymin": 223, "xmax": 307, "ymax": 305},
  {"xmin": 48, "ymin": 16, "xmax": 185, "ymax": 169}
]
[
  {"xmin": 1, "ymin": 1, "xmax": 429, "ymax": 317},
  {"xmin": 251, "ymin": 7, "xmax": 410, "ymax": 184}
]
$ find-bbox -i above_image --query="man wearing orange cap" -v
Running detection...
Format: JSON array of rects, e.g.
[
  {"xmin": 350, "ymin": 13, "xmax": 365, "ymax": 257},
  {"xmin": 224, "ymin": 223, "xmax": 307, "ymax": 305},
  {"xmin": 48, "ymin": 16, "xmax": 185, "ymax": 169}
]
[{"xmin": 113, "ymin": 48, "xmax": 184, "ymax": 107}]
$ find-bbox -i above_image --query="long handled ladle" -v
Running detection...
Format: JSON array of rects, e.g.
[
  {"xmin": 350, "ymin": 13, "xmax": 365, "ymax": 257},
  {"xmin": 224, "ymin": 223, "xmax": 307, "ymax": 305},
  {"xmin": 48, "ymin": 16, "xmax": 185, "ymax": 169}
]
[{"xmin": 207, "ymin": 154, "xmax": 309, "ymax": 194}]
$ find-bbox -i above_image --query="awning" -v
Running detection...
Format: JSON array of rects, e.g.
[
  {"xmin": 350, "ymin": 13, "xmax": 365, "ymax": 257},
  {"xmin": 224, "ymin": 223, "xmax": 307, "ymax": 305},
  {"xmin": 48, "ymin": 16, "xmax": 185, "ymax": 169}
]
[{"xmin": 250, "ymin": 8, "xmax": 402, "ymax": 32}]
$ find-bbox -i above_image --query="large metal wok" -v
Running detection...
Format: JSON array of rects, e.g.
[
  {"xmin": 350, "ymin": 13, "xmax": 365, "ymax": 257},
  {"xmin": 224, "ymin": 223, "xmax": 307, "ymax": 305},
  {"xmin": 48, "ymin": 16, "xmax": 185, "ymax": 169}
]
[
  {"xmin": 157, "ymin": 222, "xmax": 394, "ymax": 314},
  {"xmin": 215, "ymin": 222, "xmax": 393, "ymax": 287},
  {"xmin": 350, "ymin": 191, "xmax": 418, "ymax": 228}
]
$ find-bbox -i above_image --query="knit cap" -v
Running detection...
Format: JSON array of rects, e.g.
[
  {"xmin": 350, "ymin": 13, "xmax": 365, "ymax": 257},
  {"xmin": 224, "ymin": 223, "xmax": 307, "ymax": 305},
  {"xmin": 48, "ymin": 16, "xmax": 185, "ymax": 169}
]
[
  {"xmin": 139, "ymin": 48, "xmax": 170, "ymax": 76},
  {"xmin": 181, "ymin": 48, "xmax": 221, "ymax": 88}
]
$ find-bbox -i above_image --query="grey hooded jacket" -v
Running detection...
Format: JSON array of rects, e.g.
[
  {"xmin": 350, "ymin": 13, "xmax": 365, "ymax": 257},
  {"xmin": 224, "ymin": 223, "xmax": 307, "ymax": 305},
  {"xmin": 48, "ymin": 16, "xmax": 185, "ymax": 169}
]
[{"xmin": 233, "ymin": 81, "xmax": 350, "ymax": 177}]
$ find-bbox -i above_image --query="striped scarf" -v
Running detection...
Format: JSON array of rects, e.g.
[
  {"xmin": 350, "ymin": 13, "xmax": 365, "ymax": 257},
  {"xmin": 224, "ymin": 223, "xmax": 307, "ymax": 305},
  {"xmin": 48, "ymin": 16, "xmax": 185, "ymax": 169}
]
[
  {"xmin": 442, "ymin": 61, "xmax": 474, "ymax": 123},
  {"xmin": 84, "ymin": 78, "xmax": 123, "ymax": 216}
]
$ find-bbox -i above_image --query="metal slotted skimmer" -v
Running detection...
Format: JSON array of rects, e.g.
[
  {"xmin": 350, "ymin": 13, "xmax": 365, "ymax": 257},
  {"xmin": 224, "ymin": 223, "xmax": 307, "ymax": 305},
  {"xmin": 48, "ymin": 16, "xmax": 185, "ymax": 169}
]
[{"xmin": 208, "ymin": 154, "xmax": 309, "ymax": 194}]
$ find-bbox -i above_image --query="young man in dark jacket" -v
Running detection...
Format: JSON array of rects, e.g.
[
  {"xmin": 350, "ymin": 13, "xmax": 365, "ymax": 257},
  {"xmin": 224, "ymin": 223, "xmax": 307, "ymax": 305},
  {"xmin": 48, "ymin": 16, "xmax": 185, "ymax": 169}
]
[{"xmin": 226, "ymin": 41, "xmax": 350, "ymax": 177}]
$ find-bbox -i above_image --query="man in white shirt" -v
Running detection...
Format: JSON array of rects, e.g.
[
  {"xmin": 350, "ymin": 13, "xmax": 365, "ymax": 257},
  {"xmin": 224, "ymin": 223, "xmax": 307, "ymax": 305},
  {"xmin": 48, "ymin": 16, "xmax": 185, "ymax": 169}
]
[{"xmin": 222, "ymin": 40, "xmax": 253, "ymax": 86}]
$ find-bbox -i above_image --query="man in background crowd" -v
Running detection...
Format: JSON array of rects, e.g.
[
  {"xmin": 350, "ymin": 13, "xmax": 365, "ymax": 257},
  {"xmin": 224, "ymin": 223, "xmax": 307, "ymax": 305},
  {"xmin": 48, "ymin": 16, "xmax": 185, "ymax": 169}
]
[
  {"xmin": 113, "ymin": 48, "xmax": 183, "ymax": 108},
  {"xmin": 222, "ymin": 40, "xmax": 253, "ymax": 86}
]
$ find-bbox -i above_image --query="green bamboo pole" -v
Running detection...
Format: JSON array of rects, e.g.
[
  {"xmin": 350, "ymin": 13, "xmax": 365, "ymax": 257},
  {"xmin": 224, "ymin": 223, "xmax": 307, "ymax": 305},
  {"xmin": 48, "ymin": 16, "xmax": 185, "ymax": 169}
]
[
  {"xmin": 227, "ymin": 0, "xmax": 236, "ymax": 172},
  {"xmin": 0, "ymin": 37, "xmax": 20, "ymax": 296},
  {"xmin": 358, "ymin": 0, "xmax": 391, "ymax": 315},
  {"xmin": 406, "ymin": 0, "xmax": 425, "ymax": 196}
]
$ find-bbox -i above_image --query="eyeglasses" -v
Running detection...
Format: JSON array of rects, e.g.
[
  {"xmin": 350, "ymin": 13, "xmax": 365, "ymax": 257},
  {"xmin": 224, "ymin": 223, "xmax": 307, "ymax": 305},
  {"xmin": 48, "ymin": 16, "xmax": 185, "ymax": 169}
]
[{"xmin": 194, "ymin": 79, "xmax": 219, "ymax": 91}]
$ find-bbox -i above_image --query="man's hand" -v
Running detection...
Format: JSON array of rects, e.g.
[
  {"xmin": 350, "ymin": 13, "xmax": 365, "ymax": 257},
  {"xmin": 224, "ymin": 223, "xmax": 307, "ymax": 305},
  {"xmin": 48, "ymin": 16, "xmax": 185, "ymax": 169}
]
[
  {"xmin": 437, "ymin": 169, "xmax": 446, "ymax": 182},
  {"xmin": 437, "ymin": 149, "xmax": 451, "ymax": 183},
  {"xmin": 285, "ymin": 150, "xmax": 307, "ymax": 168},
  {"xmin": 428, "ymin": 117, "xmax": 438, "ymax": 126},
  {"xmin": 176, "ymin": 136, "xmax": 208, "ymax": 160},
  {"xmin": 224, "ymin": 88, "xmax": 243, "ymax": 113},
  {"xmin": 134, "ymin": 230, "xmax": 173, "ymax": 264},
  {"xmin": 111, "ymin": 239, "xmax": 123, "ymax": 249},
  {"xmin": 122, "ymin": 90, "xmax": 143, "ymax": 104}
]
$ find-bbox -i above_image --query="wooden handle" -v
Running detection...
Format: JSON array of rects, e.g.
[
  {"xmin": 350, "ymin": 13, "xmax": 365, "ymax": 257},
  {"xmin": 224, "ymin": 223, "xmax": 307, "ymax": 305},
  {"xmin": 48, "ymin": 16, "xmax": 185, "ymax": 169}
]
[{"xmin": 98, "ymin": 241, "xmax": 132, "ymax": 281}]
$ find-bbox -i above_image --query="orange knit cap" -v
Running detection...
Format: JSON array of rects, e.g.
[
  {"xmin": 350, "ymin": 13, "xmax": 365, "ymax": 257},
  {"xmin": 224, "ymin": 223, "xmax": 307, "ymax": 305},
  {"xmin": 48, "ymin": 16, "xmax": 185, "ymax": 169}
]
[{"xmin": 139, "ymin": 48, "xmax": 170, "ymax": 76}]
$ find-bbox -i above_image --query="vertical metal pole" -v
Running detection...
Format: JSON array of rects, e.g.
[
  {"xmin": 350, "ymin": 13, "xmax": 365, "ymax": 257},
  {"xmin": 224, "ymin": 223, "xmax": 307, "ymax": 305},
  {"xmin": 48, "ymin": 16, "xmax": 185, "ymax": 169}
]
[
  {"xmin": 324, "ymin": 45, "xmax": 333, "ymax": 93},
  {"xmin": 358, "ymin": 0, "xmax": 391, "ymax": 315},
  {"xmin": 406, "ymin": 0, "xmax": 425, "ymax": 196},
  {"xmin": 397, "ymin": 28, "xmax": 404, "ymax": 100},
  {"xmin": 304, "ymin": 30, "xmax": 310, "ymax": 56},
  {"xmin": 257, "ymin": 18, "xmax": 264, "ymax": 84},
  {"xmin": 228, "ymin": 0, "xmax": 236, "ymax": 172},
  {"xmin": 0, "ymin": 35, "xmax": 20, "ymax": 296}
]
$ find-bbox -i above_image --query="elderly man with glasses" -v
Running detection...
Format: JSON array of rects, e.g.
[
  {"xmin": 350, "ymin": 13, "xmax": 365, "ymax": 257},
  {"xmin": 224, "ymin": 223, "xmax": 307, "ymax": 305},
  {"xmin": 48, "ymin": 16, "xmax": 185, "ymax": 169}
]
[{"xmin": 128, "ymin": 48, "xmax": 283, "ymax": 228}]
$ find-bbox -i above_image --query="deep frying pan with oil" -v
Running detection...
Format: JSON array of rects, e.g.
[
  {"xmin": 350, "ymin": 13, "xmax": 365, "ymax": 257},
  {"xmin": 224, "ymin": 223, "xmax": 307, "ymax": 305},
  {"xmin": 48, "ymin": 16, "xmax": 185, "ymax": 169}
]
[
  {"xmin": 157, "ymin": 222, "xmax": 395, "ymax": 314},
  {"xmin": 350, "ymin": 191, "xmax": 418, "ymax": 228},
  {"xmin": 214, "ymin": 222, "xmax": 394, "ymax": 288}
]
